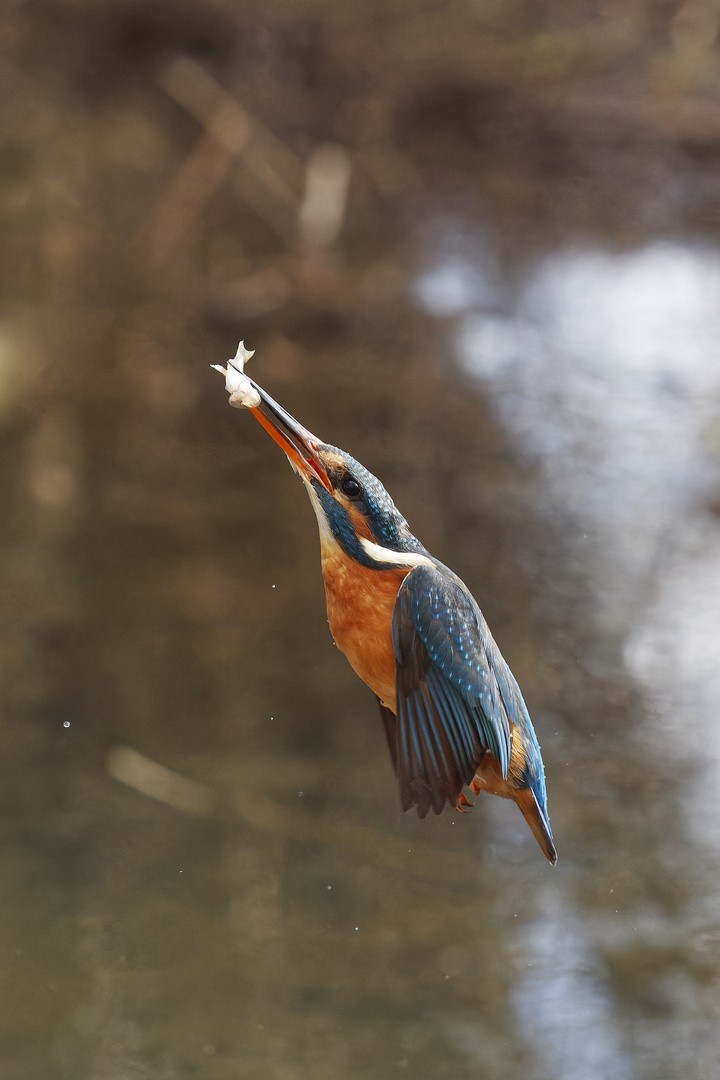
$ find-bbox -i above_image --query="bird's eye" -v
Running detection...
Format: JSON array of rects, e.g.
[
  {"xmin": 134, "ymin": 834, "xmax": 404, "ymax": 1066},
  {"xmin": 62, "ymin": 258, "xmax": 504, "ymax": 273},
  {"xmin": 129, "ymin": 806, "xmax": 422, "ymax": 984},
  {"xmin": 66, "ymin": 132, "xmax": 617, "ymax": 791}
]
[{"xmin": 340, "ymin": 476, "xmax": 363, "ymax": 499}]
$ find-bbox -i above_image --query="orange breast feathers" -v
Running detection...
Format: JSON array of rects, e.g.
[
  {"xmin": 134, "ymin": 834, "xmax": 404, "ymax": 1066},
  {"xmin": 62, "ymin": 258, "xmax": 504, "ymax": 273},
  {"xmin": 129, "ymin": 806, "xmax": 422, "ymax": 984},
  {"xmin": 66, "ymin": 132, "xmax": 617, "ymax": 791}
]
[{"xmin": 319, "ymin": 536, "xmax": 408, "ymax": 711}]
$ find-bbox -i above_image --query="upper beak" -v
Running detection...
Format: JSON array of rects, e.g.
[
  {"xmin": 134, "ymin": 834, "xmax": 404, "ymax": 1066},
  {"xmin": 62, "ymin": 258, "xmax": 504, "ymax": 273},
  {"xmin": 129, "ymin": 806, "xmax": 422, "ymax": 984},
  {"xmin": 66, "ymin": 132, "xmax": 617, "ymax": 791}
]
[{"xmin": 245, "ymin": 378, "xmax": 333, "ymax": 494}]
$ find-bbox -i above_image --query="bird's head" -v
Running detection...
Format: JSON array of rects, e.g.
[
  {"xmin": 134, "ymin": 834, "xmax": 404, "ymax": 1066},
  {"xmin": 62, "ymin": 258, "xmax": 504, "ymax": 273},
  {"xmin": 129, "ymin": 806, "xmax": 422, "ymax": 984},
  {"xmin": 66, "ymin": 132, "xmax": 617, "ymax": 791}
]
[{"xmin": 246, "ymin": 378, "xmax": 429, "ymax": 570}]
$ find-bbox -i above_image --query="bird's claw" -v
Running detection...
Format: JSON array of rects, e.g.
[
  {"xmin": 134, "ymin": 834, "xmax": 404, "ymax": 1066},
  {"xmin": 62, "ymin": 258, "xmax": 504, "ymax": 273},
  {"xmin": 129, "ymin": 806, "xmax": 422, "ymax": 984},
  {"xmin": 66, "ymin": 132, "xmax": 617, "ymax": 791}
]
[{"xmin": 456, "ymin": 775, "xmax": 484, "ymax": 814}]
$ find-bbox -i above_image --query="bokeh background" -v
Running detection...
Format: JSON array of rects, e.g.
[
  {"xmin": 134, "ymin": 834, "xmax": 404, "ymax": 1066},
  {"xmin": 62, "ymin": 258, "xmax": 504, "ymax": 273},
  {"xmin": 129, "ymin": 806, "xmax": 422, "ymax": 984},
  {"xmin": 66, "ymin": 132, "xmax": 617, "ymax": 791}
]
[{"xmin": 2, "ymin": 1, "xmax": 720, "ymax": 1077}]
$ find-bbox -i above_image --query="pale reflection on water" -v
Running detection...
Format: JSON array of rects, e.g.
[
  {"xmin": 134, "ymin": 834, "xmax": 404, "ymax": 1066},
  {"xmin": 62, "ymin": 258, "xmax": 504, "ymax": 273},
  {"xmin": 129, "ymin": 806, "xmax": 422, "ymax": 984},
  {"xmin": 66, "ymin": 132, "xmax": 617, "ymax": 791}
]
[
  {"xmin": 514, "ymin": 891, "xmax": 636, "ymax": 1080},
  {"xmin": 417, "ymin": 237, "xmax": 720, "ymax": 1078}
]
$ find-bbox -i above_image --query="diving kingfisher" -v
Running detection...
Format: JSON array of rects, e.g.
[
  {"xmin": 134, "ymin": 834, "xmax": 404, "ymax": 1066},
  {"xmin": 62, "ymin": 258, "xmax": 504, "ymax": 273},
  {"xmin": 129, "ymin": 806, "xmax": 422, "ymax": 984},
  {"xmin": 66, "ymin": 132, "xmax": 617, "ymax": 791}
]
[{"xmin": 218, "ymin": 350, "xmax": 556, "ymax": 863}]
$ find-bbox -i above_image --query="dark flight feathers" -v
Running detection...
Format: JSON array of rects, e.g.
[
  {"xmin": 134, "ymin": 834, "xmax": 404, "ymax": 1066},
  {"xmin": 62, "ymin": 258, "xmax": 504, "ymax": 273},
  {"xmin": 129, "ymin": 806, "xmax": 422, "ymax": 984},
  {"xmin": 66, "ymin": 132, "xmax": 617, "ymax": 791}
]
[{"xmin": 387, "ymin": 562, "xmax": 513, "ymax": 818}]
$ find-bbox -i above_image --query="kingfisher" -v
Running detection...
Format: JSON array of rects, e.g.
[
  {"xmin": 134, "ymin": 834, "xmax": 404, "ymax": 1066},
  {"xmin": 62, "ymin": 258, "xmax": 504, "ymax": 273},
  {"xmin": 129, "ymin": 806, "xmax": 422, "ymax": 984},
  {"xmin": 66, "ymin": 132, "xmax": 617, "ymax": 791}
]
[{"xmin": 217, "ymin": 350, "xmax": 556, "ymax": 863}]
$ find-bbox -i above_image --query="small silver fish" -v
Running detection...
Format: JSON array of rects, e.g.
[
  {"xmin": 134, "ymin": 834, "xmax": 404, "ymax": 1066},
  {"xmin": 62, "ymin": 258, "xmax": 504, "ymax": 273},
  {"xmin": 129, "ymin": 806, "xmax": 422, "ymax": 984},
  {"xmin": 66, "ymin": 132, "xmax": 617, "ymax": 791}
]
[{"xmin": 212, "ymin": 341, "xmax": 260, "ymax": 409}]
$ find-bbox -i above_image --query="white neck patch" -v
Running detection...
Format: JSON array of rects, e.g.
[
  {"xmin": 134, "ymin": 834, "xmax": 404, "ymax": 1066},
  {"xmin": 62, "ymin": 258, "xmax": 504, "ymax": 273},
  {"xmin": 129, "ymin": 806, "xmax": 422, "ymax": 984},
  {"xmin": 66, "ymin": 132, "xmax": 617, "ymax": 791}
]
[{"xmin": 358, "ymin": 536, "xmax": 433, "ymax": 569}]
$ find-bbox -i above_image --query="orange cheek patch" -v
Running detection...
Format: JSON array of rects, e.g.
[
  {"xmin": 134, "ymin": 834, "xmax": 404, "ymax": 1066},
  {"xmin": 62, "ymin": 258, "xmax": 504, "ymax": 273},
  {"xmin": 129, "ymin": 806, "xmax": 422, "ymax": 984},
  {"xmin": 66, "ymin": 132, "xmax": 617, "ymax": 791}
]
[{"xmin": 345, "ymin": 502, "xmax": 375, "ymax": 543}]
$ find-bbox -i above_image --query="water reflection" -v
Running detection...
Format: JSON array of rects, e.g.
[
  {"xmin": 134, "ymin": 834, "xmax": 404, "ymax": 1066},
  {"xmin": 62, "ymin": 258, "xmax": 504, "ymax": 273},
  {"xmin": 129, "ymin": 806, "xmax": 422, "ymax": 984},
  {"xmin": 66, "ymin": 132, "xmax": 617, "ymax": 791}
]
[
  {"xmin": 514, "ymin": 890, "xmax": 636, "ymax": 1080},
  {"xmin": 423, "ymin": 243, "xmax": 720, "ymax": 568},
  {"xmin": 417, "ymin": 235, "xmax": 720, "ymax": 1077}
]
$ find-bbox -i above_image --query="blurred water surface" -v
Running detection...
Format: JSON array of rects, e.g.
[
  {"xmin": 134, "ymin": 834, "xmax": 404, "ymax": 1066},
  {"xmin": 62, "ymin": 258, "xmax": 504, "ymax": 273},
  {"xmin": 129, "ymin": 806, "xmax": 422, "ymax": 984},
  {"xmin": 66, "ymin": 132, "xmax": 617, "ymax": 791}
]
[
  {"xmin": 1, "ymin": 2, "xmax": 720, "ymax": 1078},
  {"xmin": 418, "ymin": 233, "xmax": 720, "ymax": 1079}
]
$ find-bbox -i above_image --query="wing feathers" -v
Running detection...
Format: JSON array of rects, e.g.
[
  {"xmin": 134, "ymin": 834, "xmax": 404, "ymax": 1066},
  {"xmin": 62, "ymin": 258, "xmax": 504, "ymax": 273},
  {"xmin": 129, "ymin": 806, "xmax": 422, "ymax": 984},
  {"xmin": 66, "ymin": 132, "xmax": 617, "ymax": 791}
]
[{"xmin": 391, "ymin": 562, "xmax": 513, "ymax": 816}]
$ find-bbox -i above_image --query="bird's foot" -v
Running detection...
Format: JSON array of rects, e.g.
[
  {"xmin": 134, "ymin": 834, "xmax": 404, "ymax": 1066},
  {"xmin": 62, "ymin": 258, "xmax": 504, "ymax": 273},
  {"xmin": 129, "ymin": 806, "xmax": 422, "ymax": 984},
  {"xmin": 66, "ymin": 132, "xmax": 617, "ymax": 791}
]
[{"xmin": 455, "ymin": 777, "xmax": 483, "ymax": 814}]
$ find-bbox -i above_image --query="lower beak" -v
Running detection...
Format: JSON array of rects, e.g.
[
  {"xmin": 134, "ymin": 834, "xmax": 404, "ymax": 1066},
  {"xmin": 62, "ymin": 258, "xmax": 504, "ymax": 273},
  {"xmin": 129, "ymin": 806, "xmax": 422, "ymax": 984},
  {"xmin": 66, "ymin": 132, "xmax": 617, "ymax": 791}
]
[{"xmin": 245, "ymin": 379, "xmax": 333, "ymax": 494}]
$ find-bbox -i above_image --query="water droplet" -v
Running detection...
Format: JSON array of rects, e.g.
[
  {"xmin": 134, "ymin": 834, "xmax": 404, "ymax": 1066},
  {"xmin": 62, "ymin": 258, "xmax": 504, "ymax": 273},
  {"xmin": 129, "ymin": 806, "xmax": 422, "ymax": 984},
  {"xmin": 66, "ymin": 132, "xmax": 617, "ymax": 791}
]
[{"xmin": 63, "ymin": 721, "xmax": 70, "ymax": 729}]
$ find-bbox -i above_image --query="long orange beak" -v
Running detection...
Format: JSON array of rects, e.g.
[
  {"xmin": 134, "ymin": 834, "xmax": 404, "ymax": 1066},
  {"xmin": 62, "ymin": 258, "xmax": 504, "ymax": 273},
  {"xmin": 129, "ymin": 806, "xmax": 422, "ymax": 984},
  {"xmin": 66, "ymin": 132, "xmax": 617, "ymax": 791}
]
[{"xmin": 245, "ymin": 378, "xmax": 333, "ymax": 494}]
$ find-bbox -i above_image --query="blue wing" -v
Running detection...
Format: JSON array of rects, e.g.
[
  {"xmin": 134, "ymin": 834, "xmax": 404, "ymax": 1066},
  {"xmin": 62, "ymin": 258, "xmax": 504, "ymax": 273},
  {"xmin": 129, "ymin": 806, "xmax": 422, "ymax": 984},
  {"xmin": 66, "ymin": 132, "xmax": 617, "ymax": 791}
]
[{"xmin": 390, "ymin": 562, "xmax": 514, "ymax": 818}]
